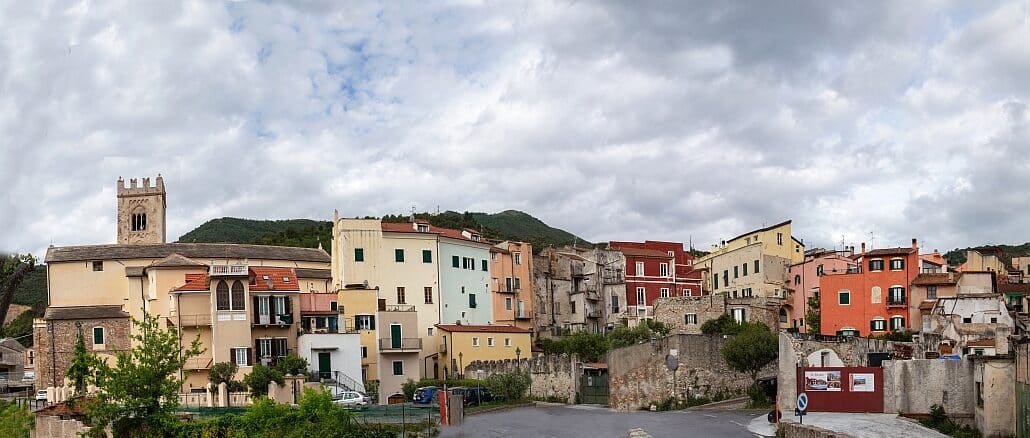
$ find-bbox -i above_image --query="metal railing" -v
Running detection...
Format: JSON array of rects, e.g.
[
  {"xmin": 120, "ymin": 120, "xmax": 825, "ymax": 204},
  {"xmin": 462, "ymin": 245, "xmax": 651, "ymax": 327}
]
[
  {"xmin": 379, "ymin": 338, "xmax": 422, "ymax": 351},
  {"xmin": 210, "ymin": 265, "xmax": 248, "ymax": 276},
  {"xmin": 175, "ymin": 314, "xmax": 212, "ymax": 326},
  {"xmin": 887, "ymin": 296, "xmax": 907, "ymax": 306},
  {"xmin": 383, "ymin": 304, "xmax": 416, "ymax": 312},
  {"xmin": 308, "ymin": 370, "xmax": 365, "ymax": 393}
]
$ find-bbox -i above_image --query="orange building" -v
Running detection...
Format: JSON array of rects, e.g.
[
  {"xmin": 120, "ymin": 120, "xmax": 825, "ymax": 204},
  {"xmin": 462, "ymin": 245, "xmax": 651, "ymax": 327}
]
[
  {"xmin": 490, "ymin": 241, "xmax": 535, "ymax": 337},
  {"xmin": 787, "ymin": 248, "xmax": 856, "ymax": 333},
  {"xmin": 819, "ymin": 240, "xmax": 921, "ymax": 336}
]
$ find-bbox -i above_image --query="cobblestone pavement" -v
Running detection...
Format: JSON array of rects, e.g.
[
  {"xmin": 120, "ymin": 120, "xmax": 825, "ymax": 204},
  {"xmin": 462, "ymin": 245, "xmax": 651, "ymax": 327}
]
[{"xmin": 440, "ymin": 404, "xmax": 761, "ymax": 438}]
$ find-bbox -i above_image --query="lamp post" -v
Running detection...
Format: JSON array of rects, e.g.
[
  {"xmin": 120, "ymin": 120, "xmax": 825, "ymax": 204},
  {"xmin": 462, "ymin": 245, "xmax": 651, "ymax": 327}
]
[
  {"xmin": 458, "ymin": 352, "xmax": 463, "ymax": 379},
  {"xmin": 515, "ymin": 347, "xmax": 522, "ymax": 370}
]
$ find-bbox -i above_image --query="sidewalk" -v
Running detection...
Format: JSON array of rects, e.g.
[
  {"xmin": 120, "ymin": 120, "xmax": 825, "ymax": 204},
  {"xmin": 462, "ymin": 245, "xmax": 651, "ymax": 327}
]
[{"xmin": 747, "ymin": 412, "xmax": 949, "ymax": 438}]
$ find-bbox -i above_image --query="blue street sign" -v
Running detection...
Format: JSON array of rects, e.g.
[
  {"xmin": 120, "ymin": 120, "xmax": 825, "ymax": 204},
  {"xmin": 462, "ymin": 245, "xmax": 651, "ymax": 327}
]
[{"xmin": 797, "ymin": 393, "xmax": 808, "ymax": 413}]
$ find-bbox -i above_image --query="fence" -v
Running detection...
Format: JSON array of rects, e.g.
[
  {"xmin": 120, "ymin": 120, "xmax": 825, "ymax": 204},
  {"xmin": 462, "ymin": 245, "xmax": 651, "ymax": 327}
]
[{"xmin": 349, "ymin": 404, "xmax": 437, "ymax": 426}]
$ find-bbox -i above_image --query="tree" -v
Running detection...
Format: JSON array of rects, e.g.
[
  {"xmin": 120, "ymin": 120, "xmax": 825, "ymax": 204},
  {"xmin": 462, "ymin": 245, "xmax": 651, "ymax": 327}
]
[
  {"xmin": 66, "ymin": 328, "xmax": 102, "ymax": 393},
  {"xmin": 209, "ymin": 361, "xmax": 244, "ymax": 392},
  {"xmin": 806, "ymin": 296, "xmax": 821, "ymax": 333},
  {"xmin": 85, "ymin": 312, "xmax": 203, "ymax": 437},
  {"xmin": 721, "ymin": 324, "xmax": 778, "ymax": 384},
  {"xmin": 0, "ymin": 400, "xmax": 32, "ymax": 438},
  {"xmin": 243, "ymin": 364, "xmax": 285, "ymax": 397},
  {"xmin": 274, "ymin": 353, "xmax": 309, "ymax": 376},
  {"xmin": 608, "ymin": 320, "xmax": 671, "ymax": 349},
  {"xmin": 483, "ymin": 372, "xmax": 530, "ymax": 401}
]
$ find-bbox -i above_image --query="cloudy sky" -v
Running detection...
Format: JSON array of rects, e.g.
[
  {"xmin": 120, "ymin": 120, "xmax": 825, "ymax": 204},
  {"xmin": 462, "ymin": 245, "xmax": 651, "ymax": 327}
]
[{"xmin": 2, "ymin": 1, "xmax": 1029, "ymax": 258}]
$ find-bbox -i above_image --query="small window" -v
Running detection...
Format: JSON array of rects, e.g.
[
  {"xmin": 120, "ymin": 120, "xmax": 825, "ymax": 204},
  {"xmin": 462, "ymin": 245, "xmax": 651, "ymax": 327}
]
[
  {"xmin": 423, "ymin": 249, "xmax": 432, "ymax": 263},
  {"xmin": 417, "ymin": 224, "xmax": 429, "ymax": 233},
  {"xmin": 742, "ymin": 262, "xmax": 748, "ymax": 276},
  {"xmin": 92, "ymin": 327, "xmax": 105, "ymax": 345},
  {"xmin": 354, "ymin": 248, "xmax": 364, "ymax": 262},
  {"xmin": 991, "ymin": 317, "xmax": 998, "ymax": 324},
  {"xmin": 733, "ymin": 266, "xmax": 739, "ymax": 278},
  {"xmin": 777, "ymin": 233, "xmax": 783, "ymax": 245},
  {"xmin": 92, "ymin": 261, "xmax": 104, "ymax": 272},
  {"xmin": 869, "ymin": 259, "xmax": 884, "ymax": 272},
  {"xmin": 660, "ymin": 288, "xmax": 669, "ymax": 298},
  {"xmin": 870, "ymin": 319, "xmax": 886, "ymax": 331},
  {"xmin": 660, "ymin": 263, "xmax": 670, "ymax": 277},
  {"xmin": 361, "ymin": 346, "xmax": 367, "ymax": 358},
  {"xmin": 491, "ymin": 252, "xmax": 498, "ymax": 262},
  {"xmin": 731, "ymin": 308, "xmax": 746, "ymax": 322},
  {"xmin": 963, "ymin": 317, "xmax": 972, "ymax": 323},
  {"xmin": 838, "ymin": 291, "xmax": 851, "ymax": 305},
  {"xmin": 794, "ymin": 275, "xmax": 801, "ymax": 285},
  {"xmin": 571, "ymin": 302, "xmax": 577, "ymax": 314},
  {"xmin": 356, "ymin": 315, "xmax": 375, "ymax": 330},
  {"xmin": 636, "ymin": 262, "xmax": 645, "ymax": 276},
  {"xmin": 514, "ymin": 252, "xmax": 522, "ymax": 265},
  {"xmin": 927, "ymin": 286, "xmax": 937, "ymax": 300},
  {"xmin": 282, "ymin": 276, "xmax": 290, "ymax": 282},
  {"xmin": 424, "ymin": 287, "xmax": 433, "ymax": 304},
  {"xmin": 487, "ymin": 337, "xmax": 495, "ymax": 347},
  {"xmin": 330, "ymin": 301, "xmax": 338, "ymax": 311},
  {"xmin": 395, "ymin": 249, "xmax": 405, "ymax": 262},
  {"xmin": 889, "ymin": 259, "xmax": 904, "ymax": 270},
  {"xmin": 505, "ymin": 297, "xmax": 512, "ymax": 310},
  {"xmin": 713, "ymin": 275, "xmax": 719, "ymax": 289},
  {"xmin": 890, "ymin": 316, "xmax": 905, "ymax": 330},
  {"xmin": 469, "ymin": 293, "xmax": 477, "ymax": 308},
  {"xmin": 428, "ymin": 327, "xmax": 434, "ymax": 336},
  {"xmin": 472, "ymin": 337, "xmax": 480, "ymax": 347},
  {"xmin": 452, "ymin": 255, "xmax": 460, "ymax": 268},
  {"xmin": 816, "ymin": 265, "xmax": 824, "ymax": 276},
  {"xmin": 233, "ymin": 347, "xmax": 249, "ymax": 367},
  {"xmin": 482, "ymin": 260, "xmax": 488, "ymax": 271},
  {"xmin": 754, "ymin": 260, "xmax": 760, "ymax": 273},
  {"xmin": 396, "ymin": 287, "xmax": 406, "ymax": 304},
  {"xmin": 393, "ymin": 361, "xmax": 404, "ymax": 376},
  {"xmin": 505, "ymin": 337, "xmax": 512, "ymax": 347},
  {"xmin": 685, "ymin": 313, "xmax": 698, "ymax": 325}
]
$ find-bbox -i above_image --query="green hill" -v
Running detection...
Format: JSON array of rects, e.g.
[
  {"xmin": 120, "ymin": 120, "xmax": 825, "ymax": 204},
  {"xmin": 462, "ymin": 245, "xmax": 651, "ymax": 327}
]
[
  {"xmin": 180, "ymin": 210, "xmax": 588, "ymax": 253},
  {"xmin": 944, "ymin": 243, "xmax": 1030, "ymax": 267}
]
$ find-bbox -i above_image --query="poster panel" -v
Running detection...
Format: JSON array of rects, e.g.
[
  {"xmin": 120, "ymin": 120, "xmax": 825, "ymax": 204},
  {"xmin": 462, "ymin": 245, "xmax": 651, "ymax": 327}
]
[
  {"xmin": 850, "ymin": 373, "xmax": 875, "ymax": 392},
  {"xmin": 804, "ymin": 371, "xmax": 842, "ymax": 391}
]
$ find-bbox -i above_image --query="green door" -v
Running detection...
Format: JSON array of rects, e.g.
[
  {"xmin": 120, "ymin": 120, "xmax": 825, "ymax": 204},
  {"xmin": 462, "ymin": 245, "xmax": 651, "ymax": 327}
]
[
  {"xmin": 580, "ymin": 370, "xmax": 609, "ymax": 405},
  {"xmin": 318, "ymin": 352, "xmax": 331, "ymax": 379},
  {"xmin": 391, "ymin": 324, "xmax": 402, "ymax": 348}
]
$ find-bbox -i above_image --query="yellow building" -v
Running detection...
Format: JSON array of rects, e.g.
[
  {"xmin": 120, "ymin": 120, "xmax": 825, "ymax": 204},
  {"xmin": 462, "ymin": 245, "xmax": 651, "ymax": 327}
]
[
  {"xmin": 435, "ymin": 324, "xmax": 531, "ymax": 378},
  {"xmin": 694, "ymin": 220, "xmax": 804, "ymax": 300},
  {"xmin": 335, "ymin": 285, "xmax": 380, "ymax": 384}
]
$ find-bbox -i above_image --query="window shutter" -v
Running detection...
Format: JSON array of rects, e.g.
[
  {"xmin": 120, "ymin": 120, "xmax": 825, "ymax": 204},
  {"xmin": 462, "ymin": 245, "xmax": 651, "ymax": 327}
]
[
  {"xmin": 452, "ymin": 255, "xmax": 460, "ymax": 268},
  {"xmin": 255, "ymin": 339, "xmax": 261, "ymax": 359},
  {"xmin": 253, "ymin": 296, "xmax": 260, "ymax": 321},
  {"xmin": 247, "ymin": 348, "xmax": 253, "ymax": 366},
  {"xmin": 900, "ymin": 318, "xmax": 905, "ymax": 329},
  {"xmin": 870, "ymin": 320, "xmax": 875, "ymax": 331},
  {"xmin": 369, "ymin": 315, "xmax": 376, "ymax": 330},
  {"xmin": 285, "ymin": 296, "xmax": 293, "ymax": 319}
]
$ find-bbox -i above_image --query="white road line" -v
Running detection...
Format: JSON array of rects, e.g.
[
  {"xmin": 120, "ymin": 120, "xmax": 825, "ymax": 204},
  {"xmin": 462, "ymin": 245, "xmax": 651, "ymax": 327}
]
[
  {"xmin": 703, "ymin": 414, "xmax": 716, "ymax": 418},
  {"xmin": 730, "ymin": 420, "xmax": 747, "ymax": 427}
]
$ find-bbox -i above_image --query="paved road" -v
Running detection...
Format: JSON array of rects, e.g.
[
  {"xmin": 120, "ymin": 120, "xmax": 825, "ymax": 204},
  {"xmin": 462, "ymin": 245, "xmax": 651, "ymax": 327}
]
[{"xmin": 440, "ymin": 404, "xmax": 762, "ymax": 438}]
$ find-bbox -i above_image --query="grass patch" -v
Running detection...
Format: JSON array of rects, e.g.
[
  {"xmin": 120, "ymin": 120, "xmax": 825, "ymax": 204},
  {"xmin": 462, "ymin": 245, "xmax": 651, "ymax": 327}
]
[{"xmin": 919, "ymin": 405, "xmax": 980, "ymax": 438}]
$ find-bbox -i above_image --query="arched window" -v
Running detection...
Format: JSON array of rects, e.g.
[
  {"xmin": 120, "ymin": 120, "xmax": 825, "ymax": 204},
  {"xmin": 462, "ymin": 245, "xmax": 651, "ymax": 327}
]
[
  {"xmin": 130, "ymin": 207, "xmax": 147, "ymax": 231},
  {"xmin": 890, "ymin": 316, "xmax": 905, "ymax": 331},
  {"xmin": 871, "ymin": 286, "xmax": 882, "ymax": 304},
  {"xmin": 216, "ymin": 281, "xmax": 230, "ymax": 310},
  {"xmin": 231, "ymin": 280, "xmax": 246, "ymax": 311}
]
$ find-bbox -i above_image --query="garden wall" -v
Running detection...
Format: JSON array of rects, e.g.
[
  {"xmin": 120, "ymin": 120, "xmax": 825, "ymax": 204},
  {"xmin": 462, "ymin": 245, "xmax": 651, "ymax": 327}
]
[{"xmin": 465, "ymin": 353, "xmax": 577, "ymax": 403}]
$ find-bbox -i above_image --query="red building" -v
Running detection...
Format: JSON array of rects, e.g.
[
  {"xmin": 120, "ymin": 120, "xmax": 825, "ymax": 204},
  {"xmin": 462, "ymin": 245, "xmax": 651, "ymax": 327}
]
[
  {"xmin": 819, "ymin": 240, "xmax": 922, "ymax": 336},
  {"xmin": 609, "ymin": 241, "xmax": 703, "ymax": 315}
]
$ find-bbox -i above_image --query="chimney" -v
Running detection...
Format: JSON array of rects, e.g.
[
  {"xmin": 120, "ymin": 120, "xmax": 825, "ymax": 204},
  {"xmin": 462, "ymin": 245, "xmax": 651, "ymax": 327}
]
[
  {"xmin": 912, "ymin": 238, "xmax": 918, "ymax": 250},
  {"xmin": 860, "ymin": 243, "xmax": 866, "ymax": 255}
]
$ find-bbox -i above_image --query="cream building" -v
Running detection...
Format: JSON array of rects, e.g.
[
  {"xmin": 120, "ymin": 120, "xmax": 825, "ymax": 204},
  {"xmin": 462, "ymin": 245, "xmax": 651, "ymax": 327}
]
[
  {"xmin": 35, "ymin": 176, "xmax": 340, "ymax": 392},
  {"xmin": 694, "ymin": 220, "xmax": 804, "ymax": 301}
]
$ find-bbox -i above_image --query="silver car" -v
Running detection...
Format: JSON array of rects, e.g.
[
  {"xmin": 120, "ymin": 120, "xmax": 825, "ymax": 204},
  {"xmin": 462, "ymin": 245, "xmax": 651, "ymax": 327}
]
[{"xmin": 332, "ymin": 390, "xmax": 370, "ymax": 407}]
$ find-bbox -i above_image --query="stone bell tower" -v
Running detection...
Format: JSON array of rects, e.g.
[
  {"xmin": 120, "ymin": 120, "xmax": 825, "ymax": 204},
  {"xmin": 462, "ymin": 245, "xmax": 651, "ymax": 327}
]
[{"xmin": 117, "ymin": 175, "xmax": 167, "ymax": 244}]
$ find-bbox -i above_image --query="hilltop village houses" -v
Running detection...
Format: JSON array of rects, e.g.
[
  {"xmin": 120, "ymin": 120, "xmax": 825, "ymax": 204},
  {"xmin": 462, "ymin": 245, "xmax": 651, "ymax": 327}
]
[{"xmin": 26, "ymin": 175, "xmax": 1030, "ymax": 435}]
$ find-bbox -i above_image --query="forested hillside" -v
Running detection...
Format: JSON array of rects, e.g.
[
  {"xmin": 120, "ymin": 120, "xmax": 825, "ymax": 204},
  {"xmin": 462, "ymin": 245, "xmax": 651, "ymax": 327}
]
[{"xmin": 944, "ymin": 242, "xmax": 1030, "ymax": 267}]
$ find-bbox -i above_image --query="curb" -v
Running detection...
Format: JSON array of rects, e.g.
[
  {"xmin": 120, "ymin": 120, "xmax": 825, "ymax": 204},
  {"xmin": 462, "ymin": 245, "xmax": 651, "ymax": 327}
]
[{"xmin": 465, "ymin": 402, "xmax": 536, "ymax": 416}]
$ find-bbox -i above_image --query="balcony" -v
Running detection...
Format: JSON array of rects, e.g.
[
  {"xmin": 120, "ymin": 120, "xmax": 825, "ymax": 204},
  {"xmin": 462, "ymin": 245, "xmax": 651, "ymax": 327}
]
[
  {"xmin": 887, "ymin": 296, "xmax": 907, "ymax": 307},
  {"xmin": 252, "ymin": 313, "xmax": 293, "ymax": 327},
  {"xmin": 379, "ymin": 338, "xmax": 422, "ymax": 352},
  {"xmin": 585, "ymin": 290, "xmax": 600, "ymax": 301},
  {"xmin": 382, "ymin": 304, "xmax": 416, "ymax": 312},
  {"xmin": 174, "ymin": 314, "xmax": 212, "ymax": 327},
  {"xmin": 209, "ymin": 264, "xmax": 248, "ymax": 276},
  {"xmin": 496, "ymin": 286, "xmax": 517, "ymax": 294},
  {"xmin": 586, "ymin": 309, "xmax": 601, "ymax": 319},
  {"xmin": 184, "ymin": 356, "xmax": 213, "ymax": 370},
  {"xmin": 516, "ymin": 311, "xmax": 531, "ymax": 320}
]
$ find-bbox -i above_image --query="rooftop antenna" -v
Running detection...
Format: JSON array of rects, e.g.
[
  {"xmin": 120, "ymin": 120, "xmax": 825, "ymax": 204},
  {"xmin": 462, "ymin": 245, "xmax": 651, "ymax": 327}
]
[{"xmin": 869, "ymin": 231, "xmax": 875, "ymax": 250}]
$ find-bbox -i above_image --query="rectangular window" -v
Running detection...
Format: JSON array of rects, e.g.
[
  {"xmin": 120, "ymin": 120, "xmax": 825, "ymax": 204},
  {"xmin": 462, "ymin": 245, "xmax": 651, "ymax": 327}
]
[
  {"xmin": 356, "ymin": 315, "xmax": 375, "ymax": 330},
  {"xmin": 742, "ymin": 263, "xmax": 747, "ymax": 276},
  {"xmin": 660, "ymin": 263, "xmax": 669, "ymax": 277},
  {"xmin": 871, "ymin": 319, "xmax": 886, "ymax": 331},
  {"xmin": 927, "ymin": 286, "xmax": 937, "ymax": 300},
  {"xmin": 838, "ymin": 291, "xmax": 851, "ymax": 305},
  {"xmin": 636, "ymin": 287, "xmax": 645, "ymax": 304},
  {"xmin": 571, "ymin": 301, "xmax": 577, "ymax": 314},
  {"xmin": 92, "ymin": 327, "xmax": 104, "ymax": 345},
  {"xmin": 816, "ymin": 265, "xmax": 824, "ymax": 276},
  {"xmin": 514, "ymin": 277, "xmax": 521, "ymax": 290},
  {"xmin": 685, "ymin": 314, "xmax": 698, "ymax": 325},
  {"xmin": 354, "ymin": 248, "xmax": 364, "ymax": 262},
  {"xmin": 723, "ymin": 270, "xmax": 728, "ymax": 286},
  {"xmin": 424, "ymin": 287, "xmax": 433, "ymax": 304},
  {"xmin": 395, "ymin": 249, "xmax": 405, "ymax": 262},
  {"xmin": 423, "ymin": 249, "xmax": 432, "ymax": 263},
  {"xmin": 889, "ymin": 259, "xmax": 904, "ymax": 270},
  {"xmin": 393, "ymin": 361, "xmax": 403, "ymax": 376},
  {"xmin": 514, "ymin": 252, "xmax": 522, "ymax": 265},
  {"xmin": 92, "ymin": 261, "xmax": 103, "ymax": 272},
  {"xmin": 469, "ymin": 293, "xmax": 477, "ymax": 308},
  {"xmin": 472, "ymin": 337, "xmax": 480, "ymax": 347},
  {"xmin": 636, "ymin": 262, "xmax": 645, "ymax": 276},
  {"xmin": 505, "ymin": 337, "xmax": 512, "ymax": 347},
  {"xmin": 505, "ymin": 297, "xmax": 513, "ymax": 310},
  {"xmin": 233, "ymin": 347, "xmax": 249, "ymax": 367},
  {"xmin": 396, "ymin": 287, "xmax": 406, "ymax": 304},
  {"xmin": 713, "ymin": 275, "xmax": 719, "ymax": 289},
  {"xmin": 888, "ymin": 287, "xmax": 905, "ymax": 304},
  {"xmin": 890, "ymin": 317, "xmax": 905, "ymax": 330},
  {"xmin": 452, "ymin": 255, "xmax": 460, "ymax": 268},
  {"xmin": 487, "ymin": 337, "xmax": 495, "ymax": 347},
  {"xmin": 330, "ymin": 301, "xmax": 338, "ymax": 312},
  {"xmin": 733, "ymin": 266, "xmax": 739, "ymax": 278},
  {"xmin": 505, "ymin": 277, "xmax": 513, "ymax": 292},
  {"xmin": 361, "ymin": 346, "xmax": 367, "ymax": 358},
  {"xmin": 777, "ymin": 233, "xmax": 783, "ymax": 245},
  {"xmin": 869, "ymin": 259, "xmax": 884, "ymax": 271},
  {"xmin": 611, "ymin": 295, "xmax": 620, "ymax": 313},
  {"xmin": 482, "ymin": 260, "xmax": 488, "ymax": 271},
  {"xmin": 428, "ymin": 327, "xmax": 434, "ymax": 336},
  {"xmin": 660, "ymin": 288, "xmax": 670, "ymax": 298},
  {"xmin": 731, "ymin": 308, "xmax": 746, "ymax": 323},
  {"xmin": 754, "ymin": 260, "xmax": 760, "ymax": 273}
]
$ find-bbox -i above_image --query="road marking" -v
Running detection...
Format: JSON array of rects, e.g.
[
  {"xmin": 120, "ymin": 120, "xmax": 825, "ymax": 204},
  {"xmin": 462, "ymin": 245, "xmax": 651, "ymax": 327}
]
[{"xmin": 703, "ymin": 414, "xmax": 716, "ymax": 418}]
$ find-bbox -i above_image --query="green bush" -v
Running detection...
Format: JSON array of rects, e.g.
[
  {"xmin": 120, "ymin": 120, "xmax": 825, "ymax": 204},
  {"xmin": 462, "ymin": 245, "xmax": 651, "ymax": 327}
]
[
  {"xmin": 919, "ymin": 404, "xmax": 981, "ymax": 438},
  {"xmin": 274, "ymin": 354, "xmax": 309, "ymax": 376},
  {"xmin": 483, "ymin": 372, "xmax": 530, "ymax": 401},
  {"xmin": 0, "ymin": 400, "xmax": 33, "ymax": 438},
  {"xmin": 243, "ymin": 364, "xmax": 285, "ymax": 397}
]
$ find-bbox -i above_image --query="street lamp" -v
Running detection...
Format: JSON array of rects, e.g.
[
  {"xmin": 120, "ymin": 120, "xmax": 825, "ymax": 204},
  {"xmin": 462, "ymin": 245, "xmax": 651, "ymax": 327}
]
[
  {"xmin": 515, "ymin": 347, "xmax": 522, "ymax": 370},
  {"xmin": 458, "ymin": 352, "xmax": 463, "ymax": 378}
]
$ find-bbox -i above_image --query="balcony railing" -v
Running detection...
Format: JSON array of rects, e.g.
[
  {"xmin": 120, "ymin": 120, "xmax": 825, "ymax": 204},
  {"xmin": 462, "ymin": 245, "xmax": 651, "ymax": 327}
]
[
  {"xmin": 516, "ymin": 312, "xmax": 531, "ymax": 320},
  {"xmin": 382, "ymin": 305, "xmax": 416, "ymax": 312},
  {"xmin": 379, "ymin": 338, "xmax": 422, "ymax": 351},
  {"xmin": 887, "ymin": 296, "xmax": 907, "ymax": 307},
  {"xmin": 184, "ymin": 356, "xmax": 213, "ymax": 370},
  {"xmin": 586, "ymin": 309, "xmax": 601, "ymax": 318},
  {"xmin": 252, "ymin": 313, "xmax": 293, "ymax": 326},
  {"xmin": 210, "ymin": 264, "xmax": 248, "ymax": 276},
  {"xmin": 174, "ymin": 314, "xmax": 212, "ymax": 327},
  {"xmin": 496, "ymin": 286, "xmax": 517, "ymax": 294}
]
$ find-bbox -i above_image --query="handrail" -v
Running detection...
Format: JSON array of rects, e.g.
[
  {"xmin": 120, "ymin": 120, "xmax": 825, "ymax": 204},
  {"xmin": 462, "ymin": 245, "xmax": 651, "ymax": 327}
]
[{"xmin": 379, "ymin": 338, "xmax": 422, "ymax": 350}]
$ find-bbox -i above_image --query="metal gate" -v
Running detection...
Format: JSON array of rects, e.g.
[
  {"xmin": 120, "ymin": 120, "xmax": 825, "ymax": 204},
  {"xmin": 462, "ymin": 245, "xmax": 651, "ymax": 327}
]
[{"xmin": 580, "ymin": 370, "xmax": 609, "ymax": 405}]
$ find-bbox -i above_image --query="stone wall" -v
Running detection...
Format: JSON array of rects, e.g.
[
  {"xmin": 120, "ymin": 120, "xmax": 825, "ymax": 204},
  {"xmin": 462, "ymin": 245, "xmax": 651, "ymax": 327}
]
[
  {"xmin": 779, "ymin": 421, "xmax": 852, "ymax": 438},
  {"xmin": 607, "ymin": 334, "xmax": 774, "ymax": 411},
  {"xmin": 465, "ymin": 354, "xmax": 577, "ymax": 403},
  {"xmin": 882, "ymin": 359, "xmax": 975, "ymax": 417},
  {"xmin": 34, "ymin": 317, "xmax": 132, "ymax": 388},
  {"xmin": 653, "ymin": 295, "xmax": 782, "ymax": 334},
  {"xmin": 32, "ymin": 415, "xmax": 93, "ymax": 438},
  {"xmin": 973, "ymin": 356, "xmax": 1015, "ymax": 437}
]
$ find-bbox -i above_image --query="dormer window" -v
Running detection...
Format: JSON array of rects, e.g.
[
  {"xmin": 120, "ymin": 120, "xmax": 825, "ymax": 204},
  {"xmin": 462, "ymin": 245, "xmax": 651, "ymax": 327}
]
[
  {"xmin": 282, "ymin": 276, "xmax": 290, "ymax": 282},
  {"xmin": 417, "ymin": 224, "xmax": 429, "ymax": 233},
  {"xmin": 471, "ymin": 234, "xmax": 481, "ymax": 242}
]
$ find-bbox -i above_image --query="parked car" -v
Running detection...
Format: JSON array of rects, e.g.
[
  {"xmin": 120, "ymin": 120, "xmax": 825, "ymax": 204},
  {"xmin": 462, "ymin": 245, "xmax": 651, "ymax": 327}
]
[
  {"xmin": 332, "ymin": 391, "xmax": 370, "ymax": 407},
  {"xmin": 36, "ymin": 390, "xmax": 48, "ymax": 401},
  {"xmin": 413, "ymin": 386, "xmax": 439, "ymax": 404},
  {"xmin": 449, "ymin": 387, "xmax": 493, "ymax": 407}
]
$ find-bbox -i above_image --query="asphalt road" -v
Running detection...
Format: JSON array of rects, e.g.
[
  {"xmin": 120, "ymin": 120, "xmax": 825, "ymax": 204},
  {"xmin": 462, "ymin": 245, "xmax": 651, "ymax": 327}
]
[{"xmin": 440, "ymin": 404, "xmax": 763, "ymax": 438}]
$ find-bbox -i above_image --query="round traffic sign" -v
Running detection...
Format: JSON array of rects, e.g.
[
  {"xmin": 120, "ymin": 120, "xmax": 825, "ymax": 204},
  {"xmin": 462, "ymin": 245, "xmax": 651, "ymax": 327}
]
[{"xmin": 797, "ymin": 393, "xmax": 808, "ymax": 412}]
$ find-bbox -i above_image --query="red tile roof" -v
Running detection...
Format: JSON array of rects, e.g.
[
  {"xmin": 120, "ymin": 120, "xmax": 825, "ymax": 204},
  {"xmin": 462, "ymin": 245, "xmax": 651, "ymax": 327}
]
[
  {"xmin": 965, "ymin": 339, "xmax": 996, "ymax": 347},
  {"xmin": 381, "ymin": 222, "xmax": 487, "ymax": 245},
  {"xmin": 176, "ymin": 273, "xmax": 210, "ymax": 291},
  {"xmin": 618, "ymin": 247, "xmax": 674, "ymax": 258},
  {"xmin": 998, "ymin": 283, "xmax": 1030, "ymax": 294},
  {"xmin": 912, "ymin": 273, "xmax": 958, "ymax": 286},
  {"xmin": 249, "ymin": 267, "xmax": 299, "ymax": 291},
  {"xmin": 864, "ymin": 247, "xmax": 918, "ymax": 256},
  {"xmin": 435, "ymin": 324, "xmax": 530, "ymax": 333}
]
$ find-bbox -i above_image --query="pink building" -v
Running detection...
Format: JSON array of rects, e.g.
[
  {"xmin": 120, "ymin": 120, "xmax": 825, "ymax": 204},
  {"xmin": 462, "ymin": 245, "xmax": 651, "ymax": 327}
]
[{"xmin": 787, "ymin": 248, "xmax": 856, "ymax": 332}]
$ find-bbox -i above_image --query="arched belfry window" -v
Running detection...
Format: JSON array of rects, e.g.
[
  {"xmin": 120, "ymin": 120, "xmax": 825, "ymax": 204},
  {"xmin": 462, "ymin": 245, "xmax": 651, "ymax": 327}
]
[
  {"xmin": 216, "ymin": 281, "xmax": 230, "ymax": 310},
  {"xmin": 130, "ymin": 207, "xmax": 147, "ymax": 231},
  {"xmin": 231, "ymin": 280, "xmax": 245, "ymax": 311}
]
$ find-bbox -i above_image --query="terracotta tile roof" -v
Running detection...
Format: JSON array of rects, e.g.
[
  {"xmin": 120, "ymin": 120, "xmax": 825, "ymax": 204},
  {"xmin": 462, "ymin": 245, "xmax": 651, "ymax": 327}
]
[
  {"xmin": 998, "ymin": 283, "xmax": 1030, "ymax": 294},
  {"xmin": 864, "ymin": 247, "xmax": 917, "ymax": 257},
  {"xmin": 249, "ymin": 267, "xmax": 299, "ymax": 291},
  {"xmin": 176, "ymin": 273, "xmax": 210, "ymax": 291},
  {"xmin": 46, "ymin": 243, "xmax": 330, "ymax": 263},
  {"xmin": 44, "ymin": 305, "xmax": 129, "ymax": 320},
  {"xmin": 965, "ymin": 338, "xmax": 996, "ymax": 347},
  {"xmin": 918, "ymin": 300, "xmax": 937, "ymax": 310},
  {"xmin": 295, "ymin": 268, "xmax": 331, "ymax": 279},
  {"xmin": 490, "ymin": 246, "xmax": 511, "ymax": 255},
  {"xmin": 912, "ymin": 273, "xmax": 958, "ymax": 286},
  {"xmin": 148, "ymin": 253, "xmax": 207, "ymax": 269},
  {"xmin": 434, "ymin": 324, "xmax": 530, "ymax": 333},
  {"xmin": 617, "ymin": 247, "xmax": 673, "ymax": 258}
]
